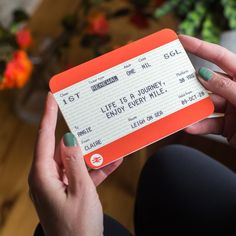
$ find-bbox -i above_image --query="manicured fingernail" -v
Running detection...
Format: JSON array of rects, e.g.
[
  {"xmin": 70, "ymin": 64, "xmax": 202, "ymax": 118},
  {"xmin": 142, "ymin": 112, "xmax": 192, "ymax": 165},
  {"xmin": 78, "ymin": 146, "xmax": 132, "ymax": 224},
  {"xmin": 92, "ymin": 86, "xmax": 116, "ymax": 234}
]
[
  {"xmin": 198, "ymin": 67, "xmax": 213, "ymax": 81},
  {"xmin": 63, "ymin": 132, "xmax": 78, "ymax": 147}
]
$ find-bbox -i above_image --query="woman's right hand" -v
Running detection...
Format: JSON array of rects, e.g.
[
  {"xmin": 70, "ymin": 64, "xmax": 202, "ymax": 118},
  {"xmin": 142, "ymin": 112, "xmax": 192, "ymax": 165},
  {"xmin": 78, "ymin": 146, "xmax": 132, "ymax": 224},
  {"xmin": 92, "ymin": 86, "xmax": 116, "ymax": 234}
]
[{"xmin": 179, "ymin": 35, "xmax": 236, "ymax": 148}]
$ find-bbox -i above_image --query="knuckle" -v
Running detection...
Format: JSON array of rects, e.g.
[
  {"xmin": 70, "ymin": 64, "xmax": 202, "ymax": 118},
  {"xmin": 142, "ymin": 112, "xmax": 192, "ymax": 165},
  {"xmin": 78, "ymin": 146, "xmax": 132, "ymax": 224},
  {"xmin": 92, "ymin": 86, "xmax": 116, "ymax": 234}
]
[
  {"xmin": 64, "ymin": 148, "xmax": 83, "ymax": 163},
  {"xmin": 65, "ymin": 153, "xmax": 78, "ymax": 161},
  {"xmin": 215, "ymin": 76, "xmax": 231, "ymax": 90},
  {"xmin": 81, "ymin": 183, "xmax": 96, "ymax": 195},
  {"xmin": 214, "ymin": 46, "xmax": 226, "ymax": 63}
]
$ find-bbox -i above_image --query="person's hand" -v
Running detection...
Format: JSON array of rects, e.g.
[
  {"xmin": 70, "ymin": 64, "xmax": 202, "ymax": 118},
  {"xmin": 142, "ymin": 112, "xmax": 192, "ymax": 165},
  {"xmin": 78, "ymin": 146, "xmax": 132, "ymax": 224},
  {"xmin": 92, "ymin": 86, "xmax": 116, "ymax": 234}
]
[
  {"xmin": 28, "ymin": 93, "xmax": 123, "ymax": 236},
  {"xmin": 179, "ymin": 35, "xmax": 236, "ymax": 148}
]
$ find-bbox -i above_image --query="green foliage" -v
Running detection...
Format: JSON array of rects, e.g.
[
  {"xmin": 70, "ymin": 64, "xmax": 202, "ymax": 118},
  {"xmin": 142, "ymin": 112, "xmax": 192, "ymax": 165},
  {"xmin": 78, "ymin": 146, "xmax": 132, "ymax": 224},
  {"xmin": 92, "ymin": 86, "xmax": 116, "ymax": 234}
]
[
  {"xmin": 154, "ymin": 0, "xmax": 236, "ymax": 43},
  {"xmin": 176, "ymin": 0, "xmax": 195, "ymax": 15},
  {"xmin": 154, "ymin": 0, "xmax": 180, "ymax": 18},
  {"xmin": 179, "ymin": 2, "xmax": 206, "ymax": 36},
  {"xmin": 201, "ymin": 14, "xmax": 220, "ymax": 43},
  {"xmin": 222, "ymin": 0, "xmax": 236, "ymax": 29}
]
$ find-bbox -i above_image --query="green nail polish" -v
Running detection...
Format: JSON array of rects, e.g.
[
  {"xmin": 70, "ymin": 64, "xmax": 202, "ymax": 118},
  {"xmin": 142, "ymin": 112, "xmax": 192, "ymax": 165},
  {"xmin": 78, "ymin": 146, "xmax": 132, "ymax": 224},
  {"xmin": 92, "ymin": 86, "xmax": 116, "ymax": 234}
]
[
  {"xmin": 198, "ymin": 67, "xmax": 213, "ymax": 81},
  {"xmin": 63, "ymin": 132, "xmax": 78, "ymax": 147}
]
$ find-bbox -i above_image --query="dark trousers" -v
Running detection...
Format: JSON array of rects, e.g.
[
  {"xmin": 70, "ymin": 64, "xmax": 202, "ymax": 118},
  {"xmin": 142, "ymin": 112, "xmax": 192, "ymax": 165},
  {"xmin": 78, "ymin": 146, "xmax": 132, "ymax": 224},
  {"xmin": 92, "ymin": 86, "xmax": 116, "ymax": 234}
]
[
  {"xmin": 135, "ymin": 144, "xmax": 236, "ymax": 235},
  {"xmin": 35, "ymin": 145, "xmax": 236, "ymax": 236}
]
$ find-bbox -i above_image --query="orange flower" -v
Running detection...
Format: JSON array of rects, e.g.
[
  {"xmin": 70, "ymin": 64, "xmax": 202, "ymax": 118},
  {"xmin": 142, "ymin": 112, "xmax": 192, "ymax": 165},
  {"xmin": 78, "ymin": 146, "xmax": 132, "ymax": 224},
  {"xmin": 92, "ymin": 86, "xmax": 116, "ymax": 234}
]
[
  {"xmin": 0, "ymin": 50, "xmax": 33, "ymax": 89},
  {"xmin": 16, "ymin": 28, "xmax": 32, "ymax": 49},
  {"xmin": 88, "ymin": 13, "xmax": 109, "ymax": 36}
]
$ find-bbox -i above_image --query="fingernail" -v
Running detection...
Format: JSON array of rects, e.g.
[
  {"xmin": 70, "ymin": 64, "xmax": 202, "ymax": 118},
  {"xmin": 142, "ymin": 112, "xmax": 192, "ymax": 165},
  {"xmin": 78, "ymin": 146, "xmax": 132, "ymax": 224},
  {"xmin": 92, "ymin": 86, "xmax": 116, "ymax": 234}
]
[
  {"xmin": 63, "ymin": 132, "xmax": 78, "ymax": 147},
  {"xmin": 198, "ymin": 67, "xmax": 213, "ymax": 81}
]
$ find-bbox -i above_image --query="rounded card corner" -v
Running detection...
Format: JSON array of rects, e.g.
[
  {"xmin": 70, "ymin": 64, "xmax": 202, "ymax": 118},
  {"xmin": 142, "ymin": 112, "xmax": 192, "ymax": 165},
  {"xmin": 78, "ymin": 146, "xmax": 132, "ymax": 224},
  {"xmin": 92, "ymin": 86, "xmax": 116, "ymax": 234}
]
[
  {"xmin": 161, "ymin": 28, "xmax": 178, "ymax": 39},
  {"xmin": 208, "ymin": 97, "xmax": 215, "ymax": 115},
  {"xmin": 49, "ymin": 75, "xmax": 59, "ymax": 93}
]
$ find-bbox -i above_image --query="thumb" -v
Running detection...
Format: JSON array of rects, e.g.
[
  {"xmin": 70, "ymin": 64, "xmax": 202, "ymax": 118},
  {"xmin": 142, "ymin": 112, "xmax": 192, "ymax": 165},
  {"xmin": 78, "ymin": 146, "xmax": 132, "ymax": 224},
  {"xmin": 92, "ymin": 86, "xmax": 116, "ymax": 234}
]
[
  {"xmin": 198, "ymin": 67, "xmax": 236, "ymax": 106},
  {"xmin": 61, "ymin": 132, "xmax": 91, "ymax": 195}
]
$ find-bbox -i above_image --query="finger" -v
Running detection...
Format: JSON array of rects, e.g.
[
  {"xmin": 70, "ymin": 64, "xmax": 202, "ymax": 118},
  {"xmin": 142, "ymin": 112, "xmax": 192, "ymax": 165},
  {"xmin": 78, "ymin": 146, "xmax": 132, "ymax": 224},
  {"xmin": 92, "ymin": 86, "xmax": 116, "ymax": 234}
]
[
  {"xmin": 210, "ymin": 93, "xmax": 226, "ymax": 113},
  {"xmin": 54, "ymin": 143, "xmax": 65, "ymax": 182},
  {"xmin": 34, "ymin": 92, "xmax": 58, "ymax": 169},
  {"xmin": 216, "ymin": 71, "xmax": 233, "ymax": 80},
  {"xmin": 198, "ymin": 67, "xmax": 236, "ymax": 107},
  {"xmin": 185, "ymin": 118, "xmax": 224, "ymax": 135},
  {"xmin": 179, "ymin": 35, "xmax": 236, "ymax": 77},
  {"xmin": 60, "ymin": 133, "xmax": 91, "ymax": 195},
  {"xmin": 89, "ymin": 158, "xmax": 123, "ymax": 186}
]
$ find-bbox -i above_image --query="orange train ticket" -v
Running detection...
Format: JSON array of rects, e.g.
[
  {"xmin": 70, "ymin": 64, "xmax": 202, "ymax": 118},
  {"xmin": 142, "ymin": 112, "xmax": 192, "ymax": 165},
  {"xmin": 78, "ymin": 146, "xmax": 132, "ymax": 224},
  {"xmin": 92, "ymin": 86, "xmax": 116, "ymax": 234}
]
[{"xmin": 50, "ymin": 29, "xmax": 214, "ymax": 169}]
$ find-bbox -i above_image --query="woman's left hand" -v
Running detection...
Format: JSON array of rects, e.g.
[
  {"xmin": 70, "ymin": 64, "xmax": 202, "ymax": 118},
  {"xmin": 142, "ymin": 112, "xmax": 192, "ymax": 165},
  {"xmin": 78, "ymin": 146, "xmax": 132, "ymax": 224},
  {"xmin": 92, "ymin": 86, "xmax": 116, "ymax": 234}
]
[{"xmin": 28, "ymin": 93, "xmax": 123, "ymax": 236}]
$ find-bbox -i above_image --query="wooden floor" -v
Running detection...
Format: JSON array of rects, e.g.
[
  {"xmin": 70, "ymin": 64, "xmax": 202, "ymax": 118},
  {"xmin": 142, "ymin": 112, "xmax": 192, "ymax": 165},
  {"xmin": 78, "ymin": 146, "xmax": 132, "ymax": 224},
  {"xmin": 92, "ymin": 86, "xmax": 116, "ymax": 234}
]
[{"xmin": 1, "ymin": 1, "xmax": 236, "ymax": 236}]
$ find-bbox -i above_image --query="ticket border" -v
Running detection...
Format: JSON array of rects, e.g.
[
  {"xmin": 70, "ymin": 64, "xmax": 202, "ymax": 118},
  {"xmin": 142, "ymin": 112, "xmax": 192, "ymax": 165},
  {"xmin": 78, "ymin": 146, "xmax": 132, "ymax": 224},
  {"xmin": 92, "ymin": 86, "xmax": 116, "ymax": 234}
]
[{"xmin": 50, "ymin": 29, "xmax": 214, "ymax": 169}]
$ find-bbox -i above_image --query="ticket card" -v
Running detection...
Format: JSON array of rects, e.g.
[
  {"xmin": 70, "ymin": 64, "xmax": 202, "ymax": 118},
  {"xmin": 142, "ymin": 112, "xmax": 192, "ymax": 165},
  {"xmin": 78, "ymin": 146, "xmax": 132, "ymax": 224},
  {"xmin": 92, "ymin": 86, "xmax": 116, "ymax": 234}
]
[{"xmin": 50, "ymin": 29, "xmax": 214, "ymax": 169}]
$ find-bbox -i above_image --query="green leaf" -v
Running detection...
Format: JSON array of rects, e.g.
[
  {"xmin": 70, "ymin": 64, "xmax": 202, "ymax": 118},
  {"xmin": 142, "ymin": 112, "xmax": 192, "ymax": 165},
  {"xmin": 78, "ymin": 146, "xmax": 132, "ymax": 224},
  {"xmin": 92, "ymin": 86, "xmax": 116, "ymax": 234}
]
[
  {"xmin": 221, "ymin": 0, "xmax": 227, "ymax": 5},
  {"xmin": 178, "ymin": 2, "xmax": 206, "ymax": 36},
  {"xmin": 229, "ymin": 17, "xmax": 236, "ymax": 29},
  {"xmin": 177, "ymin": 0, "xmax": 194, "ymax": 15},
  {"xmin": 201, "ymin": 15, "xmax": 220, "ymax": 43},
  {"xmin": 154, "ymin": 0, "xmax": 180, "ymax": 19},
  {"xmin": 9, "ymin": 23, "xmax": 19, "ymax": 34}
]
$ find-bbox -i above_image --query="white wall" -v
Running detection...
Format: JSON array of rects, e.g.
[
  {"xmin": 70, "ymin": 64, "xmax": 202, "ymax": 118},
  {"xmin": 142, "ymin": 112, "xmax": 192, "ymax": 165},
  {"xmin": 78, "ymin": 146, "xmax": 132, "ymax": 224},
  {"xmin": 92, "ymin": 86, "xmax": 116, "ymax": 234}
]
[{"xmin": 0, "ymin": 0, "xmax": 42, "ymax": 26}]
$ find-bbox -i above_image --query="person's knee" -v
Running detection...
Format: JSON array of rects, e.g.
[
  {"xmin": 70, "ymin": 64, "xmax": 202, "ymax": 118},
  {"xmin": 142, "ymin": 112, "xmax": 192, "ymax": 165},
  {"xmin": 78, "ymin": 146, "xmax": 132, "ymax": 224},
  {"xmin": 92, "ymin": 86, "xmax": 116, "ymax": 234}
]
[
  {"xmin": 145, "ymin": 144, "xmax": 199, "ymax": 169},
  {"xmin": 156, "ymin": 144, "xmax": 201, "ymax": 160},
  {"xmin": 136, "ymin": 144, "xmax": 236, "ymax": 234},
  {"xmin": 140, "ymin": 144, "xmax": 210, "ymax": 184}
]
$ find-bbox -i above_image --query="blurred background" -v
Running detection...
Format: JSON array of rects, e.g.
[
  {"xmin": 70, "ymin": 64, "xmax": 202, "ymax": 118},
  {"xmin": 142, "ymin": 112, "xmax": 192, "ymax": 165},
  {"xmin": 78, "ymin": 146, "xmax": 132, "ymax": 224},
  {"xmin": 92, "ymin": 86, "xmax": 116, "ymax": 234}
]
[{"xmin": 0, "ymin": 0, "xmax": 236, "ymax": 235}]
